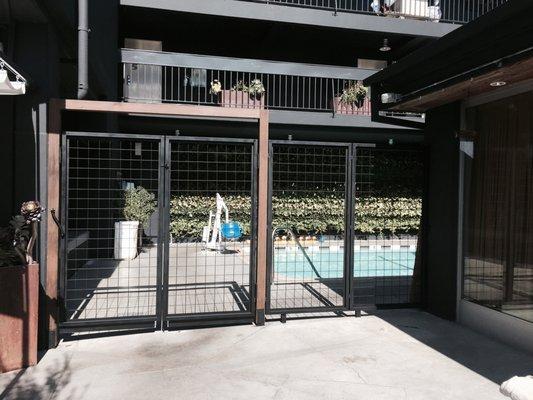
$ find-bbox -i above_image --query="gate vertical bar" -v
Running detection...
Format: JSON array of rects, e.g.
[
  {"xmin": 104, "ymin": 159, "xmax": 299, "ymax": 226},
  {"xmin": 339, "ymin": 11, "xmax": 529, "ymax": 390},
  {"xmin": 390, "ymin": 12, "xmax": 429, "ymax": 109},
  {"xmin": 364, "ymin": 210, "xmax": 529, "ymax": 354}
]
[
  {"xmin": 344, "ymin": 144, "xmax": 356, "ymax": 311},
  {"xmin": 59, "ymin": 134, "xmax": 69, "ymax": 326},
  {"xmin": 250, "ymin": 140, "xmax": 260, "ymax": 318},
  {"xmin": 265, "ymin": 141, "xmax": 274, "ymax": 313},
  {"xmin": 157, "ymin": 136, "xmax": 169, "ymax": 330}
]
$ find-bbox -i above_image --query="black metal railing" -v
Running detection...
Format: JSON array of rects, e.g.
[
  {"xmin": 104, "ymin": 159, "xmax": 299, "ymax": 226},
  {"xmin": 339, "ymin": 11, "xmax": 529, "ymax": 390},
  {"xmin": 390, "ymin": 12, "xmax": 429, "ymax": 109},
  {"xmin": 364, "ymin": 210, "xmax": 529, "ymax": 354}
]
[
  {"xmin": 122, "ymin": 50, "xmax": 374, "ymax": 116},
  {"xmin": 240, "ymin": 0, "xmax": 508, "ymax": 24}
]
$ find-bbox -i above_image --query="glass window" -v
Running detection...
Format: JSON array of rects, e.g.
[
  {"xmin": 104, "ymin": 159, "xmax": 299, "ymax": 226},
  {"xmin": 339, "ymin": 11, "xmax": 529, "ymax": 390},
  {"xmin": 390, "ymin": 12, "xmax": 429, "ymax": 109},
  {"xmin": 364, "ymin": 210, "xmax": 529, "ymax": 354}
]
[{"xmin": 463, "ymin": 91, "xmax": 533, "ymax": 323}]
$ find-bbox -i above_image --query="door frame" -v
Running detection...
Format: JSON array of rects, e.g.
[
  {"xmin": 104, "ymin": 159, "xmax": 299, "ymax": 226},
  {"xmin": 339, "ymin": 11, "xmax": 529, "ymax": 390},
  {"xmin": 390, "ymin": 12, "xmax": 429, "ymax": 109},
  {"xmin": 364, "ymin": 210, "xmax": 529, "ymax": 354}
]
[
  {"xmin": 162, "ymin": 136, "xmax": 259, "ymax": 330},
  {"xmin": 266, "ymin": 140, "xmax": 352, "ymax": 314},
  {"xmin": 265, "ymin": 140, "xmax": 376, "ymax": 315},
  {"xmin": 59, "ymin": 132, "xmax": 165, "ymax": 333}
]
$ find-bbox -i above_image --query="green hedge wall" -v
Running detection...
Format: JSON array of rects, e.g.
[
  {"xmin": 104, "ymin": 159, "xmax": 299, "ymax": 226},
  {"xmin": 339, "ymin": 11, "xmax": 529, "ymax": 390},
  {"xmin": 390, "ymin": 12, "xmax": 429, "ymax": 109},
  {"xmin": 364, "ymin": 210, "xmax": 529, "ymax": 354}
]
[{"xmin": 169, "ymin": 194, "xmax": 421, "ymax": 238}]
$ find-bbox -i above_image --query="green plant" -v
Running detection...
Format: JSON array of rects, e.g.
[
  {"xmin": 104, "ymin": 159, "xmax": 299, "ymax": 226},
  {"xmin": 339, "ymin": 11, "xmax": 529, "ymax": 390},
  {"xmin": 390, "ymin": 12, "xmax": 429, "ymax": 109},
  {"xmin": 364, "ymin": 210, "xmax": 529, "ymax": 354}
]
[
  {"xmin": 232, "ymin": 79, "xmax": 265, "ymax": 98},
  {"xmin": 210, "ymin": 79, "xmax": 222, "ymax": 95},
  {"xmin": 0, "ymin": 226, "xmax": 20, "ymax": 267},
  {"xmin": 232, "ymin": 80, "xmax": 248, "ymax": 92},
  {"xmin": 339, "ymin": 81, "xmax": 368, "ymax": 106},
  {"xmin": 123, "ymin": 186, "xmax": 157, "ymax": 227},
  {"xmin": 167, "ymin": 194, "xmax": 421, "ymax": 240},
  {"xmin": 0, "ymin": 201, "xmax": 43, "ymax": 267},
  {"xmin": 248, "ymin": 79, "xmax": 265, "ymax": 97}
]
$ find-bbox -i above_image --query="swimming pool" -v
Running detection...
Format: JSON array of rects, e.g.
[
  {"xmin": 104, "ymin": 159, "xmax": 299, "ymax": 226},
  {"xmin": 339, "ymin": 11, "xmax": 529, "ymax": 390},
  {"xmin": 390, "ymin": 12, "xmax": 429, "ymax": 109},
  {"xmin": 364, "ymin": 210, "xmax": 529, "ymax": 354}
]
[{"xmin": 273, "ymin": 248, "xmax": 416, "ymax": 279}]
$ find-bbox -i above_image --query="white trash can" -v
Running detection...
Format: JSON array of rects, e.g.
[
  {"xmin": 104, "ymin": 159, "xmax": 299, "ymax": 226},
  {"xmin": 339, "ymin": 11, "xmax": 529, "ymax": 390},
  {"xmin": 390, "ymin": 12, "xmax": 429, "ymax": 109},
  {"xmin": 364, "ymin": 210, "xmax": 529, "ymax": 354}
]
[{"xmin": 114, "ymin": 221, "xmax": 139, "ymax": 260}]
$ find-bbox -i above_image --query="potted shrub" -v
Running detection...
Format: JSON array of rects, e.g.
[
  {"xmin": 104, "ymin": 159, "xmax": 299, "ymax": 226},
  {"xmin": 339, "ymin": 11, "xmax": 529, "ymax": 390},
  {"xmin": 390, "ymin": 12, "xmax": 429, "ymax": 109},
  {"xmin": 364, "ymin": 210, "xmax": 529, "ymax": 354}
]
[
  {"xmin": 114, "ymin": 186, "xmax": 156, "ymax": 260},
  {"xmin": 212, "ymin": 79, "xmax": 265, "ymax": 109},
  {"xmin": 332, "ymin": 82, "xmax": 369, "ymax": 115},
  {"xmin": 0, "ymin": 201, "xmax": 43, "ymax": 372}
]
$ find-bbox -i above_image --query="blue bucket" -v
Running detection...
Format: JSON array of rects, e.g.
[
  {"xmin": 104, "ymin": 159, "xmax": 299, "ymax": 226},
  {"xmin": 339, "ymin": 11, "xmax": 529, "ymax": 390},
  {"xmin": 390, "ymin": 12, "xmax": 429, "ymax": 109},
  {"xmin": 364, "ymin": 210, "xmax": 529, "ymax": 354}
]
[{"xmin": 221, "ymin": 221, "xmax": 242, "ymax": 240}]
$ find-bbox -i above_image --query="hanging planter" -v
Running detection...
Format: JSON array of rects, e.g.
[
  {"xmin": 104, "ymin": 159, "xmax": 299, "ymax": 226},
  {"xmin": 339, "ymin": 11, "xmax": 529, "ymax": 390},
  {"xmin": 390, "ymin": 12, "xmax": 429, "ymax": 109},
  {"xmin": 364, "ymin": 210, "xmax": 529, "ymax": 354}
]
[{"xmin": 332, "ymin": 82, "xmax": 369, "ymax": 115}]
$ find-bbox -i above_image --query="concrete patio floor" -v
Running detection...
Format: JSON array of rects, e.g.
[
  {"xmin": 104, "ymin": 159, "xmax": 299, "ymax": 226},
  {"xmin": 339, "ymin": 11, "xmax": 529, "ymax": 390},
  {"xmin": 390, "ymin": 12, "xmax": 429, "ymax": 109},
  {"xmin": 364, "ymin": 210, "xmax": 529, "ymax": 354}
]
[{"xmin": 1, "ymin": 309, "xmax": 532, "ymax": 400}]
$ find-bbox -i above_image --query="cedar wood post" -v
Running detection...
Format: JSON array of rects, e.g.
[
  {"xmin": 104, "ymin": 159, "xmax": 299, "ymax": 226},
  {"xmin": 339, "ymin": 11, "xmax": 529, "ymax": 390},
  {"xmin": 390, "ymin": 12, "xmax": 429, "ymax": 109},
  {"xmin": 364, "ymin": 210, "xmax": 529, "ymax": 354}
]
[
  {"xmin": 45, "ymin": 100, "xmax": 269, "ymax": 346},
  {"xmin": 255, "ymin": 109, "xmax": 269, "ymax": 325}
]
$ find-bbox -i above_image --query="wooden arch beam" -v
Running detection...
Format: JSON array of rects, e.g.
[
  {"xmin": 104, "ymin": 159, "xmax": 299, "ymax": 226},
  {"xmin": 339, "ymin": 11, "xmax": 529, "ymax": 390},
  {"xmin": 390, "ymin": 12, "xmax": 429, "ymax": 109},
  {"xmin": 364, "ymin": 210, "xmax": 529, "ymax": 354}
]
[{"xmin": 46, "ymin": 99, "xmax": 269, "ymax": 346}]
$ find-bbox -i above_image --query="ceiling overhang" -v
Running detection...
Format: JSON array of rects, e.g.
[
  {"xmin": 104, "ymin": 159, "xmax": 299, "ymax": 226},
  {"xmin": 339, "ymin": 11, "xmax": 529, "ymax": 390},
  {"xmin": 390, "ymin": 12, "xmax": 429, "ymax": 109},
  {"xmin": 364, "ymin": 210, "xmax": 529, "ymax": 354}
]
[{"xmin": 387, "ymin": 54, "xmax": 533, "ymax": 112}]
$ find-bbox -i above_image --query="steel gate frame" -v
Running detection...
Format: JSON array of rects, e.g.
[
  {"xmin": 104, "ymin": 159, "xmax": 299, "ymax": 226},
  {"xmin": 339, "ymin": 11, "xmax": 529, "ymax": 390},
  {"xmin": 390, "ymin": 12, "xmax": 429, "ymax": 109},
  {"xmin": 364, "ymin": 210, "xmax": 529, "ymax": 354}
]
[
  {"xmin": 59, "ymin": 132, "xmax": 258, "ymax": 333},
  {"xmin": 265, "ymin": 140, "xmax": 376, "ymax": 315},
  {"xmin": 162, "ymin": 136, "xmax": 258, "ymax": 330}
]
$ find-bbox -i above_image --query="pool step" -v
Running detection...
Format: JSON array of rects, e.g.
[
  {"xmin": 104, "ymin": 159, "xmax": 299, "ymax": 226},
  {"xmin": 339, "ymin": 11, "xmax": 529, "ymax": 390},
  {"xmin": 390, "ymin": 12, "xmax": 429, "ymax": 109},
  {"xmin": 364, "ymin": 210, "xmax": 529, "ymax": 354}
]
[{"xmin": 274, "ymin": 244, "xmax": 417, "ymax": 252}]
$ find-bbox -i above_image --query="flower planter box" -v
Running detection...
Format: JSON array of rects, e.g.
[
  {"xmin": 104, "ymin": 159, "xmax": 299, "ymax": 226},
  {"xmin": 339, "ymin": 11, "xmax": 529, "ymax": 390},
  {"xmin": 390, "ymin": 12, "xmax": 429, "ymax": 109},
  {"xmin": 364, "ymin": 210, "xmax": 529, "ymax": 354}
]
[
  {"xmin": 0, "ymin": 263, "xmax": 39, "ymax": 372},
  {"xmin": 331, "ymin": 96, "xmax": 371, "ymax": 116},
  {"xmin": 219, "ymin": 90, "xmax": 264, "ymax": 109}
]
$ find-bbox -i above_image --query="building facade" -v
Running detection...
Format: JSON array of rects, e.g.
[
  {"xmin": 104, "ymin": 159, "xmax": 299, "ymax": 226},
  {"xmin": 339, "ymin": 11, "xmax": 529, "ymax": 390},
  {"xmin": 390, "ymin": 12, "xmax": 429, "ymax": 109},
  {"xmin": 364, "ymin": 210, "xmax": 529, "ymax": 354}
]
[
  {"xmin": 0, "ymin": 0, "xmax": 510, "ymax": 349},
  {"xmin": 365, "ymin": 0, "xmax": 533, "ymax": 353}
]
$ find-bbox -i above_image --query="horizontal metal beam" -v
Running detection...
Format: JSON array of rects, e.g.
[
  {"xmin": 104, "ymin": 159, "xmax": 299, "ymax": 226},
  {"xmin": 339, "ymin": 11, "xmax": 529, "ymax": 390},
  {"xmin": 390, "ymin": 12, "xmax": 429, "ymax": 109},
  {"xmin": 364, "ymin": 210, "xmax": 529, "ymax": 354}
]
[
  {"xmin": 269, "ymin": 110, "xmax": 417, "ymax": 130},
  {"xmin": 120, "ymin": 0, "xmax": 458, "ymax": 38},
  {"xmin": 121, "ymin": 49, "xmax": 375, "ymax": 80}
]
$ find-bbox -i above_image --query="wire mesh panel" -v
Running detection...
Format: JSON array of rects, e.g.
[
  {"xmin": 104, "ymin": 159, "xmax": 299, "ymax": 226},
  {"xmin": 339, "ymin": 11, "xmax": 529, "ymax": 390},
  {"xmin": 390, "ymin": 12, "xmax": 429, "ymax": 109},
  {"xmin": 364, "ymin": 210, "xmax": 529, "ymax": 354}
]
[
  {"xmin": 63, "ymin": 136, "xmax": 161, "ymax": 322},
  {"xmin": 166, "ymin": 140, "xmax": 256, "ymax": 317},
  {"xmin": 352, "ymin": 146, "xmax": 423, "ymax": 307},
  {"xmin": 268, "ymin": 143, "xmax": 349, "ymax": 311}
]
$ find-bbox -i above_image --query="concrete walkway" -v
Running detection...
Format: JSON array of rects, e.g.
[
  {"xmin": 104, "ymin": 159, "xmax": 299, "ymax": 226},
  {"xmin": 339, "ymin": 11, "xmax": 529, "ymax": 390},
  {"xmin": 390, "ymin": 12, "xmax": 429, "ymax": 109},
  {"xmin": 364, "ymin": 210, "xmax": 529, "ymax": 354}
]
[{"xmin": 1, "ymin": 310, "xmax": 532, "ymax": 400}]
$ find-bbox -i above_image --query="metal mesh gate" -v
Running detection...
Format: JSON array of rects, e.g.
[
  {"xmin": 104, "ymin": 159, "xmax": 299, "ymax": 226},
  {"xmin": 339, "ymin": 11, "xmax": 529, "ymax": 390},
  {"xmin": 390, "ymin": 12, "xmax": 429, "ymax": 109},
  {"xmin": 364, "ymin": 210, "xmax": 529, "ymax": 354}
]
[
  {"xmin": 60, "ymin": 133, "xmax": 422, "ymax": 328},
  {"xmin": 61, "ymin": 134, "xmax": 257, "ymax": 331},
  {"xmin": 266, "ymin": 142, "xmax": 424, "ymax": 315},
  {"xmin": 61, "ymin": 135, "xmax": 162, "ymax": 326},
  {"xmin": 267, "ymin": 142, "xmax": 349, "ymax": 312},
  {"xmin": 352, "ymin": 147, "xmax": 424, "ymax": 307},
  {"xmin": 164, "ymin": 139, "xmax": 257, "ymax": 324}
]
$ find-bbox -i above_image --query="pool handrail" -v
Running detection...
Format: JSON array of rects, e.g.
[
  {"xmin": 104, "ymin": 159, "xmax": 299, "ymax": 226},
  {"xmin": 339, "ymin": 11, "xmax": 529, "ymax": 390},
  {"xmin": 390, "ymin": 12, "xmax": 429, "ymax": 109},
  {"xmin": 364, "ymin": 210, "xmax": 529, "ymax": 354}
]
[{"xmin": 271, "ymin": 227, "xmax": 322, "ymax": 280}]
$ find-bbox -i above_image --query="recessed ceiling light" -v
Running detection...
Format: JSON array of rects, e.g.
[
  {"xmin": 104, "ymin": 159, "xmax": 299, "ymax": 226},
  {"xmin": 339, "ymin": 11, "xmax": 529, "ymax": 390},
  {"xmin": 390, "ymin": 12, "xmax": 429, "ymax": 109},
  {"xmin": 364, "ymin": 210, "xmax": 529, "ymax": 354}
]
[
  {"xmin": 490, "ymin": 81, "xmax": 507, "ymax": 87},
  {"xmin": 379, "ymin": 38, "xmax": 391, "ymax": 52}
]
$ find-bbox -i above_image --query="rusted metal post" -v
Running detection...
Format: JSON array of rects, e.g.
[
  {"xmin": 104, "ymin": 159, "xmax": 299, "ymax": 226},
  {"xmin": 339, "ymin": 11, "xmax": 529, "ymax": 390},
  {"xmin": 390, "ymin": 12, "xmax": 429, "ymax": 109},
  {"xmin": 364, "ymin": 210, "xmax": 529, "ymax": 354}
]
[{"xmin": 46, "ymin": 99, "xmax": 63, "ymax": 348}]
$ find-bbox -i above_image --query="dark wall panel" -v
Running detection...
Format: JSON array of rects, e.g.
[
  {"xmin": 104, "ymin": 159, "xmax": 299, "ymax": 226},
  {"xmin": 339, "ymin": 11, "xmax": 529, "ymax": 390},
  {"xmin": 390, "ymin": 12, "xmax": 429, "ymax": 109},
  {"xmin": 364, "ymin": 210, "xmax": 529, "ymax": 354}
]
[
  {"xmin": 424, "ymin": 102, "xmax": 460, "ymax": 320},
  {"xmin": 0, "ymin": 97, "xmax": 15, "ymax": 224}
]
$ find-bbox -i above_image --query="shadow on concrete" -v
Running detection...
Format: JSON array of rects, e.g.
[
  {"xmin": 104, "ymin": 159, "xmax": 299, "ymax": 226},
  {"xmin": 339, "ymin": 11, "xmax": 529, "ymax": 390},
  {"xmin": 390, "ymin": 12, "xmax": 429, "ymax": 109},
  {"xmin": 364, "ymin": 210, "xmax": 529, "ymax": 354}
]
[
  {"xmin": 61, "ymin": 327, "xmax": 155, "ymax": 343},
  {"xmin": 0, "ymin": 356, "xmax": 85, "ymax": 400},
  {"xmin": 374, "ymin": 309, "xmax": 533, "ymax": 385}
]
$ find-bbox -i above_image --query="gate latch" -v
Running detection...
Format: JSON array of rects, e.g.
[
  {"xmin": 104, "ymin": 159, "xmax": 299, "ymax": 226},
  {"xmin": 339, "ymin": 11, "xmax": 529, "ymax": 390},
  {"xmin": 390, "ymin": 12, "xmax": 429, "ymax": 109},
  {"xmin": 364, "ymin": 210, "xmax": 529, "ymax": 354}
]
[{"xmin": 50, "ymin": 209, "xmax": 66, "ymax": 239}]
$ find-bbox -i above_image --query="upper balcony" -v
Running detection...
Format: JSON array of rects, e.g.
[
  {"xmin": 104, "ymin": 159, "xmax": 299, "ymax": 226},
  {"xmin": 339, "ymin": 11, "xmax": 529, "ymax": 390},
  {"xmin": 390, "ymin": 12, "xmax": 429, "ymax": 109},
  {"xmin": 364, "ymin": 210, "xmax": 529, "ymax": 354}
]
[
  {"xmin": 120, "ymin": 0, "xmax": 506, "ymax": 38},
  {"xmin": 120, "ymin": 49, "xmax": 406, "ymax": 129},
  {"xmin": 237, "ymin": 0, "xmax": 509, "ymax": 24}
]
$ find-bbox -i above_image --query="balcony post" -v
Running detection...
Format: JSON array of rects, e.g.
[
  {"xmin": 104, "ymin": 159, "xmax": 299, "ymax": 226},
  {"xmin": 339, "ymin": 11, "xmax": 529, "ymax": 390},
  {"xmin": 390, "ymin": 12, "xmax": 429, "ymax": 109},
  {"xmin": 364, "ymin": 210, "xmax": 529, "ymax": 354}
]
[
  {"xmin": 255, "ymin": 109, "xmax": 269, "ymax": 326},
  {"xmin": 46, "ymin": 98, "xmax": 64, "ymax": 349}
]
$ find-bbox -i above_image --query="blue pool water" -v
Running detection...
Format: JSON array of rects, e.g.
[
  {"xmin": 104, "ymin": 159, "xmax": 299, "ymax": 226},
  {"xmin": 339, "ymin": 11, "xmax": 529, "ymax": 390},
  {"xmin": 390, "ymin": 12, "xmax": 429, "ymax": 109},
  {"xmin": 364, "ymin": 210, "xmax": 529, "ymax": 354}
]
[{"xmin": 274, "ymin": 249, "xmax": 416, "ymax": 279}]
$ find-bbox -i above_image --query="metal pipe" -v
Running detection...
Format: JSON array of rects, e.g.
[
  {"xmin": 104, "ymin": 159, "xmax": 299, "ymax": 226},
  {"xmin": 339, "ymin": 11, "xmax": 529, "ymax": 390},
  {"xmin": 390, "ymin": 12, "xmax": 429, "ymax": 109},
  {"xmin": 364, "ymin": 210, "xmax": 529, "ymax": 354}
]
[{"xmin": 77, "ymin": 0, "xmax": 89, "ymax": 99}]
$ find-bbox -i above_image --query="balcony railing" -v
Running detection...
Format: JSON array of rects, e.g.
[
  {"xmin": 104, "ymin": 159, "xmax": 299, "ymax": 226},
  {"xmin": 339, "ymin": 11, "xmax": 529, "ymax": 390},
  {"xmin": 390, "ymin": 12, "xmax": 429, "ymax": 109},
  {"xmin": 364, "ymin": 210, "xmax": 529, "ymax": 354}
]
[
  {"xmin": 121, "ymin": 49, "xmax": 375, "ymax": 116},
  {"xmin": 239, "ymin": 0, "xmax": 508, "ymax": 24}
]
